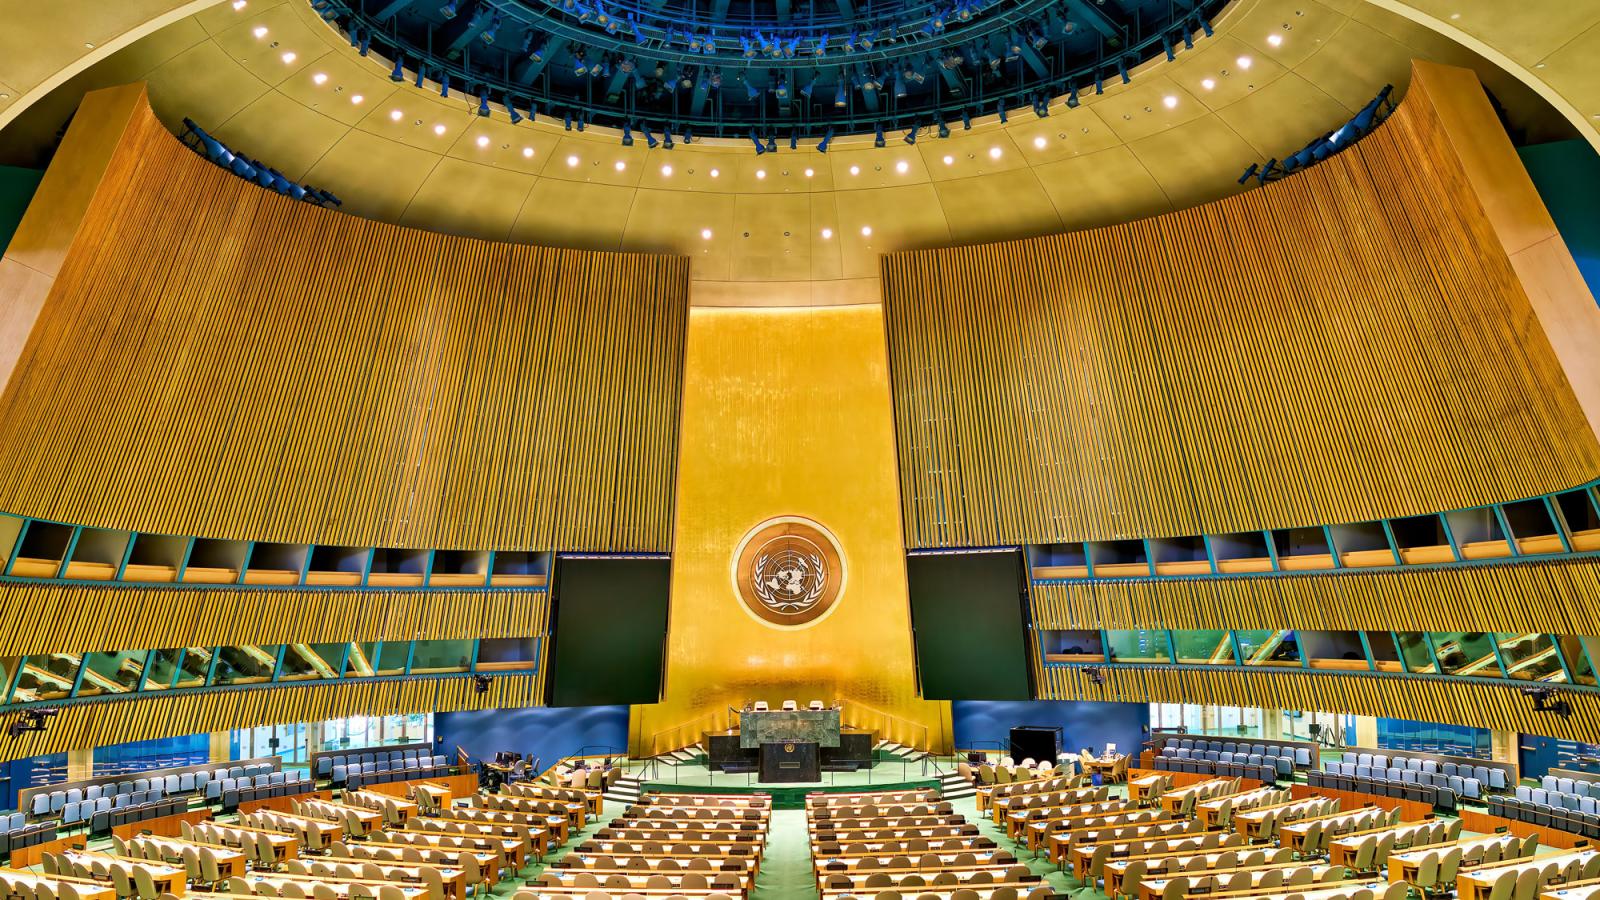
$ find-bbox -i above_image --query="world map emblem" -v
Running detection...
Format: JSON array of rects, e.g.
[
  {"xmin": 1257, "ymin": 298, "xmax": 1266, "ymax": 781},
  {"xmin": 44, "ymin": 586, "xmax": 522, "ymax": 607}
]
[{"xmin": 731, "ymin": 517, "xmax": 846, "ymax": 629}]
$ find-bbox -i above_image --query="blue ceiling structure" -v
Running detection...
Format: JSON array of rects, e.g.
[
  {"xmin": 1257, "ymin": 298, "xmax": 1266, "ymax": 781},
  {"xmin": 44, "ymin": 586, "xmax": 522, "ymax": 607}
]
[{"xmin": 310, "ymin": 0, "xmax": 1224, "ymax": 143}]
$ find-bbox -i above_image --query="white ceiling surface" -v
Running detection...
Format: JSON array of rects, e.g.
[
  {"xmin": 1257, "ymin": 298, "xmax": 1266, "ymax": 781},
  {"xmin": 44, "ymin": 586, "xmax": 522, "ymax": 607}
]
[{"xmin": 0, "ymin": 0, "xmax": 1591, "ymax": 297}]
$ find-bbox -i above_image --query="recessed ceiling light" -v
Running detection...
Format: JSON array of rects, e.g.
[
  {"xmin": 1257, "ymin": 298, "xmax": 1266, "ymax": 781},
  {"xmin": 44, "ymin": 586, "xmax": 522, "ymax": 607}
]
[
  {"xmin": 895, "ymin": 160, "xmax": 909, "ymax": 174},
  {"xmin": 1162, "ymin": 95, "xmax": 1178, "ymax": 109},
  {"xmin": 1032, "ymin": 136, "xmax": 1046, "ymax": 149},
  {"xmin": 756, "ymin": 169, "xmax": 767, "ymax": 179},
  {"xmin": 988, "ymin": 146, "xmax": 1002, "ymax": 159},
  {"xmin": 567, "ymin": 155, "xmax": 579, "ymax": 167},
  {"xmin": 312, "ymin": 72, "xmax": 327, "ymax": 85},
  {"xmin": 233, "ymin": 0, "xmax": 248, "ymax": 9},
  {"xmin": 1237, "ymin": 56, "xmax": 1253, "ymax": 69},
  {"xmin": 523, "ymin": 147, "xmax": 535, "ymax": 158},
  {"xmin": 389, "ymin": 109, "xmax": 403, "ymax": 121},
  {"xmin": 942, "ymin": 155, "xmax": 954, "ymax": 165},
  {"xmin": 701, "ymin": 228, "xmax": 713, "ymax": 240},
  {"xmin": 281, "ymin": 51, "xmax": 296, "ymax": 63},
  {"xmin": 1201, "ymin": 78, "xmax": 1216, "ymax": 90},
  {"xmin": 1449, "ymin": 12, "xmax": 1461, "ymax": 19},
  {"xmin": 849, "ymin": 165, "xmax": 860, "ymax": 175},
  {"xmin": 476, "ymin": 135, "xmax": 490, "ymax": 148},
  {"xmin": 710, "ymin": 168, "xmax": 720, "ymax": 178},
  {"xmin": 350, "ymin": 94, "xmax": 363, "ymax": 104},
  {"xmin": 1266, "ymin": 33, "xmax": 1283, "ymax": 47},
  {"xmin": 860, "ymin": 225, "xmax": 872, "ymax": 237},
  {"xmin": 614, "ymin": 160, "xmax": 626, "ymax": 171},
  {"xmin": 821, "ymin": 228, "xmax": 833, "ymax": 239},
  {"xmin": 433, "ymin": 124, "xmax": 447, "ymax": 136},
  {"xmin": 252, "ymin": 25, "xmax": 267, "ymax": 38},
  {"xmin": 804, "ymin": 168, "xmax": 815, "ymax": 177},
  {"xmin": 661, "ymin": 164, "xmax": 672, "ymax": 176}
]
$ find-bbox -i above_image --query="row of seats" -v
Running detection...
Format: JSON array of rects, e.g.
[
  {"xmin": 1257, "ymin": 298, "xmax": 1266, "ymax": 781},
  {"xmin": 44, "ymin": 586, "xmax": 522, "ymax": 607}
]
[
  {"xmin": 1162, "ymin": 748, "xmax": 1295, "ymax": 777},
  {"xmin": 313, "ymin": 749, "xmax": 434, "ymax": 778},
  {"xmin": 1323, "ymin": 762, "xmax": 1483, "ymax": 799},
  {"xmin": 1306, "ymin": 770, "xmax": 1456, "ymax": 811},
  {"xmin": 333, "ymin": 756, "xmax": 452, "ymax": 790},
  {"xmin": 1151, "ymin": 755, "xmax": 1278, "ymax": 784},
  {"xmin": 1539, "ymin": 776, "xmax": 1600, "ymax": 796},
  {"xmin": 1158, "ymin": 738, "xmax": 1313, "ymax": 768},
  {"xmin": 64, "ymin": 796, "xmax": 185, "ymax": 833},
  {"xmin": 219, "ymin": 778, "xmax": 320, "ymax": 812},
  {"xmin": 180, "ymin": 118, "xmax": 341, "ymax": 207},
  {"xmin": 30, "ymin": 762, "xmax": 275, "ymax": 817},
  {"xmin": 205, "ymin": 769, "xmax": 312, "ymax": 801},
  {"xmin": 1487, "ymin": 794, "xmax": 1600, "ymax": 839},
  {"xmin": 1338, "ymin": 752, "xmax": 1509, "ymax": 789},
  {"xmin": 0, "ymin": 816, "xmax": 56, "ymax": 855}
]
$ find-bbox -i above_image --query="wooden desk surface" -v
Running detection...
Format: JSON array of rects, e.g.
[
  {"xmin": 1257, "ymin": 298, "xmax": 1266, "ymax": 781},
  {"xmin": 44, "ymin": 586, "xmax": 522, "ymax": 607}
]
[
  {"xmin": 1137, "ymin": 862, "xmax": 1343, "ymax": 900},
  {"xmin": 60, "ymin": 850, "xmax": 187, "ymax": 897},
  {"xmin": 0, "ymin": 870, "xmax": 117, "ymax": 900},
  {"xmin": 812, "ymin": 850, "xmax": 1014, "ymax": 872},
  {"xmin": 1385, "ymin": 835, "xmax": 1518, "ymax": 885},
  {"xmin": 1457, "ymin": 849, "xmax": 1598, "ymax": 900},
  {"xmin": 820, "ymin": 880, "xmax": 1046, "ymax": 900},
  {"xmin": 239, "ymin": 872, "xmax": 428, "ymax": 900}
]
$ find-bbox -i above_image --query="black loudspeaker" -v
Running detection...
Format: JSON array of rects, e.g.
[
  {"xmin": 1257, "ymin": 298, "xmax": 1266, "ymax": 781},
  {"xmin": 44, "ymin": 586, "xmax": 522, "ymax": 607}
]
[
  {"xmin": 968, "ymin": 751, "xmax": 985, "ymax": 765},
  {"xmin": 1308, "ymin": 723, "xmax": 1323, "ymax": 737},
  {"xmin": 1009, "ymin": 726, "xmax": 1060, "ymax": 763}
]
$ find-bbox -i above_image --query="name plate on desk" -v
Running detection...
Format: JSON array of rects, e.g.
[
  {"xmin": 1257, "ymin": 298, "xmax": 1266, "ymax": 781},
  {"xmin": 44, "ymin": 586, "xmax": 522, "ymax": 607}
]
[{"xmin": 740, "ymin": 709, "xmax": 841, "ymax": 748}]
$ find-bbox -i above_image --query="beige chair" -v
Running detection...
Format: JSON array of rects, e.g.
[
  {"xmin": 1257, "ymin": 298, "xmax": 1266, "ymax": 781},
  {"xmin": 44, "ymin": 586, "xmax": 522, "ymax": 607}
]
[
  {"xmin": 781, "ymin": 700, "xmax": 798, "ymax": 710},
  {"xmin": 809, "ymin": 700, "xmax": 825, "ymax": 710}
]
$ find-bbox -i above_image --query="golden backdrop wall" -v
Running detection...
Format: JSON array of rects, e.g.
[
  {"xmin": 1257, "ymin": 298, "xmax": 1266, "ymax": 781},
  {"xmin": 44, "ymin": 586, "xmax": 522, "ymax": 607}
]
[
  {"xmin": 631, "ymin": 305, "xmax": 950, "ymax": 754},
  {"xmin": 0, "ymin": 89, "xmax": 688, "ymax": 553},
  {"xmin": 882, "ymin": 63, "xmax": 1600, "ymax": 550}
]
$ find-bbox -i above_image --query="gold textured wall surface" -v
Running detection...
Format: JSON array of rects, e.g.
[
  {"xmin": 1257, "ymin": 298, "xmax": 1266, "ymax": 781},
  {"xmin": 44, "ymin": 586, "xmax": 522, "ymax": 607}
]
[
  {"xmin": 0, "ymin": 89, "xmax": 688, "ymax": 552},
  {"xmin": 0, "ymin": 584, "xmax": 547, "ymax": 656},
  {"xmin": 882, "ymin": 70, "xmax": 1600, "ymax": 549},
  {"xmin": 0, "ymin": 673, "xmax": 541, "ymax": 763},
  {"xmin": 631, "ymin": 305, "xmax": 950, "ymax": 754},
  {"xmin": 1031, "ymin": 556, "xmax": 1600, "ymax": 635},
  {"xmin": 1036, "ymin": 665, "xmax": 1600, "ymax": 743}
]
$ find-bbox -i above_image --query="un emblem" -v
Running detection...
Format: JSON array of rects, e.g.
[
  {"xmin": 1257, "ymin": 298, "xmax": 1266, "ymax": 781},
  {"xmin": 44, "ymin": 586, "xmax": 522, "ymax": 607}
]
[{"xmin": 732, "ymin": 517, "xmax": 846, "ymax": 629}]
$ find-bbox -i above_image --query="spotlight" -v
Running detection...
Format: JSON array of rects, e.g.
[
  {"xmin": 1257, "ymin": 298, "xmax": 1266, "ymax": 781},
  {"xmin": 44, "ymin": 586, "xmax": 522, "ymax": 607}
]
[
  {"xmin": 682, "ymin": 126, "xmax": 693, "ymax": 144},
  {"xmin": 359, "ymin": 32, "xmax": 371, "ymax": 56},
  {"xmin": 505, "ymin": 99, "xmax": 524, "ymax": 125},
  {"xmin": 1522, "ymin": 686, "xmax": 1573, "ymax": 719},
  {"xmin": 750, "ymin": 128, "xmax": 766, "ymax": 154},
  {"xmin": 1163, "ymin": 35, "xmax": 1174, "ymax": 61},
  {"xmin": 477, "ymin": 93, "xmax": 491, "ymax": 117},
  {"xmin": 6, "ymin": 708, "xmax": 57, "ymax": 739},
  {"xmin": 472, "ymin": 674, "xmax": 493, "ymax": 695},
  {"xmin": 800, "ymin": 76, "xmax": 815, "ymax": 99},
  {"xmin": 415, "ymin": 65, "xmax": 426, "ymax": 88},
  {"xmin": 439, "ymin": 1, "xmax": 457, "ymax": 17},
  {"xmin": 746, "ymin": 80, "xmax": 762, "ymax": 100},
  {"xmin": 789, "ymin": 130, "xmax": 798, "ymax": 150},
  {"xmin": 663, "ymin": 127, "xmax": 675, "ymax": 149},
  {"xmin": 874, "ymin": 122, "xmax": 885, "ymax": 147},
  {"xmin": 1066, "ymin": 85, "xmax": 1079, "ymax": 108},
  {"xmin": 1095, "ymin": 74, "xmax": 1104, "ymax": 95},
  {"xmin": 564, "ymin": 109, "xmax": 574, "ymax": 130},
  {"xmin": 440, "ymin": 73, "xmax": 450, "ymax": 98},
  {"xmin": 621, "ymin": 122, "xmax": 634, "ymax": 146},
  {"xmin": 996, "ymin": 99, "xmax": 1007, "ymax": 123},
  {"xmin": 390, "ymin": 56, "xmax": 405, "ymax": 81},
  {"xmin": 1082, "ymin": 666, "xmax": 1106, "ymax": 687},
  {"xmin": 765, "ymin": 134, "xmax": 777, "ymax": 154},
  {"xmin": 834, "ymin": 79, "xmax": 848, "ymax": 108},
  {"xmin": 576, "ymin": 111, "xmax": 587, "ymax": 131},
  {"xmin": 903, "ymin": 125, "xmax": 917, "ymax": 145},
  {"xmin": 481, "ymin": 12, "xmax": 502, "ymax": 45},
  {"xmin": 960, "ymin": 110, "xmax": 972, "ymax": 130},
  {"xmin": 938, "ymin": 121, "xmax": 950, "ymax": 138},
  {"xmin": 644, "ymin": 125, "xmax": 658, "ymax": 148},
  {"xmin": 1117, "ymin": 57, "xmax": 1130, "ymax": 84},
  {"xmin": 817, "ymin": 127, "xmax": 834, "ymax": 152},
  {"xmin": 775, "ymin": 76, "xmax": 789, "ymax": 100}
]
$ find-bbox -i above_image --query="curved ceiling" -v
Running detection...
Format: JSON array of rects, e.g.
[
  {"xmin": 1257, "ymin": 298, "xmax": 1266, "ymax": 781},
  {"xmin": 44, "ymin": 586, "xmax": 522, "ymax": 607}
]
[{"xmin": 0, "ymin": 0, "xmax": 1587, "ymax": 302}]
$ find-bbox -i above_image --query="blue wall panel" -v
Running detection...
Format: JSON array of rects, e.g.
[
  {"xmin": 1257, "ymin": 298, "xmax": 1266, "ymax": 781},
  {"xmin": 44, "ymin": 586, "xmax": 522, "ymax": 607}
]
[
  {"xmin": 951, "ymin": 700, "xmax": 1149, "ymax": 760},
  {"xmin": 434, "ymin": 705, "xmax": 629, "ymax": 770}
]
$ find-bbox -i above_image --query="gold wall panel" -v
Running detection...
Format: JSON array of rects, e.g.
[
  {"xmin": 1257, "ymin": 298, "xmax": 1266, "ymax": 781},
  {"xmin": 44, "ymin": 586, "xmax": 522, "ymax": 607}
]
[
  {"xmin": 1031, "ymin": 556, "xmax": 1600, "ymax": 634},
  {"xmin": 882, "ymin": 72, "xmax": 1600, "ymax": 549},
  {"xmin": 1035, "ymin": 665, "xmax": 1600, "ymax": 742},
  {"xmin": 0, "ymin": 673, "xmax": 541, "ymax": 763},
  {"xmin": 0, "ymin": 584, "xmax": 547, "ymax": 656},
  {"xmin": 631, "ymin": 305, "xmax": 950, "ymax": 754},
  {"xmin": 0, "ymin": 90, "xmax": 688, "ymax": 552}
]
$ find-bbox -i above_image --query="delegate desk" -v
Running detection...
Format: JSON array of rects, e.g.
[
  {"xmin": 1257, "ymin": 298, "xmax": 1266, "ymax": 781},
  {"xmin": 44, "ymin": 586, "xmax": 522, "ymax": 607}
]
[
  {"xmin": 1385, "ymin": 836, "xmax": 1520, "ymax": 886},
  {"xmin": 60, "ymin": 851, "xmax": 187, "ymax": 897},
  {"xmin": 1543, "ymin": 881, "xmax": 1600, "ymax": 900},
  {"xmin": 237, "ymin": 872, "xmax": 428, "ymax": 900},
  {"xmin": 1457, "ymin": 850, "xmax": 1599, "ymax": 900},
  {"xmin": 0, "ymin": 870, "xmax": 117, "ymax": 900},
  {"xmin": 1160, "ymin": 780, "xmax": 1232, "ymax": 814}
]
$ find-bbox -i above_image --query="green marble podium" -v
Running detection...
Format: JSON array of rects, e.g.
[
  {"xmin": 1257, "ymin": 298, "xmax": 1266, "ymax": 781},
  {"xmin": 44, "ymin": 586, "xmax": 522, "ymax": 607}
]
[{"xmin": 739, "ymin": 708, "xmax": 841, "ymax": 748}]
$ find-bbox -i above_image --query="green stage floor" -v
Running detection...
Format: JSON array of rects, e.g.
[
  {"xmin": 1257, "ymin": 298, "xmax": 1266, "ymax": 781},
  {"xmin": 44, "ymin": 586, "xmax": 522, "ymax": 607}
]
[{"xmin": 625, "ymin": 756, "xmax": 947, "ymax": 806}]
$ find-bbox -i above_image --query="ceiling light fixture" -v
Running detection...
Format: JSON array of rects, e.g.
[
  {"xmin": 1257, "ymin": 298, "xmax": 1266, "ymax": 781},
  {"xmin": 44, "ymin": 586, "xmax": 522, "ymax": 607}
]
[
  {"xmin": 312, "ymin": 72, "xmax": 327, "ymax": 85},
  {"xmin": 861, "ymin": 225, "xmax": 872, "ymax": 236},
  {"xmin": 253, "ymin": 25, "xmax": 268, "ymax": 38},
  {"xmin": 821, "ymin": 228, "xmax": 833, "ymax": 239},
  {"xmin": 1163, "ymin": 95, "xmax": 1178, "ymax": 109}
]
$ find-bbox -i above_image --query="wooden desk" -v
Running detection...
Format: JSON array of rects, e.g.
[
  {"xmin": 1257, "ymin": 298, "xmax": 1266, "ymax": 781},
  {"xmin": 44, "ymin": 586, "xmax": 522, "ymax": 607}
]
[
  {"xmin": 413, "ymin": 818, "xmax": 550, "ymax": 859},
  {"xmin": 539, "ymin": 868, "xmax": 750, "ymax": 896},
  {"xmin": 238, "ymin": 872, "xmax": 428, "ymax": 900},
  {"xmin": 1136, "ymin": 862, "xmax": 1343, "ymax": 900},
  {"xmin": 1322, "ymin": 821, "xmax": 1437, "ymax": 870},
  {"xmin": 1194, "ymin": 789, "xmax": 1275, "ymax": 829},
  {"xmin": 1196, "ymin": 877, "xmax": 1390, "ymax": 900},
  {"xmin": 382, "ymin": 831, "xmax": 528, "ymax": 872},
  {"xmin": 128, "ymin": 836, "xmax": 248, "ymax": 879},
  {"xmin": 351, "ymin": 792, "xmax": 421, "ymax": 824},
  {"xmin": 1230, "ymin": 798, "xmax": 1327, "ymax": 841},
  {"xmin": 813, "ymin": 863, "xmax": 1021, "ymax": 888},
  {"xmin": 1129, "ymin": 774, "xmax": 1170, "ymax": 805},
  {"xmin": 820, "ymin": 880, "xmax": 1045, "ymax": 900},
  {"xmin": 1386, "ymin": 835, "xmax": 1518, "ymax": 886},
  {"xmin": 1101, "ymin": 846, "xmax": 1283, "ymax": 899},
  {"xmin": 1085, "ymin": 756, "xmax": 1129, "ymax": 783},
  {"xmin": 1159, "ymin": 780, "xmax": 1231, "ymax": 814},
  {"xmin": 825, "ymin": 837, "xmax": 996, "ymax": 856},
  {"xmin": 61, "ymin": 850, "xmax": 187, "ymax": 897},
  {"xmin": 239, "ymin": 790, "xmax": 335, "ymax": 815},
  {"xmin": 557, "ymin": 855, "xmax": 757, "ymax": 881},
  {"xmin": 1542, "ymin": 882, "xmax": 1600, "ymax": 900},
  {"xmin": 1048, "ymin": 820, "xmax": 1201, "ymax": 866},
  {"xmin": 111, "ymin": 808, "xmax": 214, "ymax": 840},
  {"xmin": 1456, "ymin": 850, "xmax": 1598, "ymax": 900},
  {"xmin": 1015, "ymin": 808, "xmax": 1165, "ymax": 847},
  {"xmin": 0, "ymin": 870, "xmax": 117, "ymax": 900},
  {"xmin": 8, "ymin": 835, "xmax": 86, "ymax": 869},
  {"xmin": 811, "ymin": 850, "xmax": 1013, "ymax": 873},
  {"xmin": 301, "ymin": 860, "xmax": 469, "ymax": 899},
  {"xmin": 806, "ymin": 790, "xmax": 939, "ymax": 808},
  {"xmin": 217, "ymin": 824, "xmax": 303, "ymax": 861},
  {"xmin": 1276, "ymin": 807, "xmax": 1385, "ymax": 853},
  {"xmin": 811, "ymin": 825, "xmax": 974, "ymax": 843},
  {"xmin": 1068, "ymin": 833, "xmax": 1231, "ymax": 883}
]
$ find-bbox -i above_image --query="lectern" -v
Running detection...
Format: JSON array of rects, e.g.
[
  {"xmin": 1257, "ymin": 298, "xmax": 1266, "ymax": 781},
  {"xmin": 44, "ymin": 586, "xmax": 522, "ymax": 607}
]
[{"xmin": 759, "ymin": 741, "xmax": 820, "ymax": 782}]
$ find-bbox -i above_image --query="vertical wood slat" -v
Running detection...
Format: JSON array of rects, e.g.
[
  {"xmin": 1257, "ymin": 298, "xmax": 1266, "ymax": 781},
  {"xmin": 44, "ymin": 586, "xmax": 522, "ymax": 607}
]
[
  {"xmin": 881, "ymin": 84, "xmax": 1600, "ymax": 550},
  {"xmin": 0, "ymin": 584, "xmax": 549, "ymax": 656},
  {"xmin": 0, "ymin": 100, "xmax": 689, "ymax": 553}
]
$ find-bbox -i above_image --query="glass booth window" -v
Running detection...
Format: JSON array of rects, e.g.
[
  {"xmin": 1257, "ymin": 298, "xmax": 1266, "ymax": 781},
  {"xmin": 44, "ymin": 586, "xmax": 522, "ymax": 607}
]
[
  {"xmin": 8, "ymin": 654, "xmax": 80, "ymax": 703},
  {"xmin": 1496, "ymin": 634, "xmax": 1567, "ymax": 682},
  {"xmin": 1236, "ymin": 631, "xmax": 1302, "ymax": 667},
  {"xmin": 1430, "ymin": 633, "xmax": 1504, "ymax": 678},
  {"xmin": 1106, "ymin": 631, "xmax": 1171, "ymax": 664},
  {"xmin": 212, "ymin": 645, "xmax": 280, "ymax": 685},
  {"xmin": 278, "ymin": 643, "xmax": 346, "ymax": 681},
  {"xmin": 77, "ymin": 650, "xmax": 150, "ymax": 696},
  {"xmin": 1395, "ymin": 633, "xmax": 1438, "ymax": 674},
  {"xmin": 410, "ymin": 640, "xmax": 473, "ymax": 674},
  {"xmin": 1172, "ymin": 631, "xmax": 1237, "ymax": 665}
]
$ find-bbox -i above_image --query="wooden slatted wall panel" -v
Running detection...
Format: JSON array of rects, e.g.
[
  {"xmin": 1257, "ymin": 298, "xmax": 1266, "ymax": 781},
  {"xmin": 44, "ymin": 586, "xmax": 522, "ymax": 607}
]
[
  {"xmin": 0, "ymin": 674, "xmax": 542, "ymax": 763},
  {"xmin": 882, "ymin": 84, "xmax": 1600, "ymax": 549},
  {"xmin": 0, "ymin": 102, "xmax": 688, "ymax": 552},
  {"xmin": 0, "ymin": 585, "xmax": 548, "ymax": 655},
  {"xmin": 1034, "ymin": 665, "xmax": 1600, "ymax": 742},
  {"xmin": 1030, "ymin": 557, "xmax": 1600, "ymax": 634}
]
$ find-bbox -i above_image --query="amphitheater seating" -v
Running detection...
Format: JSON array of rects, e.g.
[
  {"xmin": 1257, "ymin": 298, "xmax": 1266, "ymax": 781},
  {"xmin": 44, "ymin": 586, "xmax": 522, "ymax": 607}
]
[
  {"xmin": 1330, "ymin": 751, "xmax": 1504, "ymax": 794},
  {"xmin": 1152, "ymin": 736, "xmax": 1311, "ymax": 776},
  {"xmin": 0, "ymin": 813, "xmax": 57, "ymax": 854},
  {"xmin": 1486, "ymin": 780, "xmax": 1600, "ymax": 839},
  {"xmin": 1151, "ymin": 754, "xmax": 1278, "ymax": 783},
  {"xmin": 1307, "ymin": 769, "xmax": 1456, "ymax": 811},
  {"xmin": 316, "ymin": 749, "xmax": 452, "ymax": 788}
]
